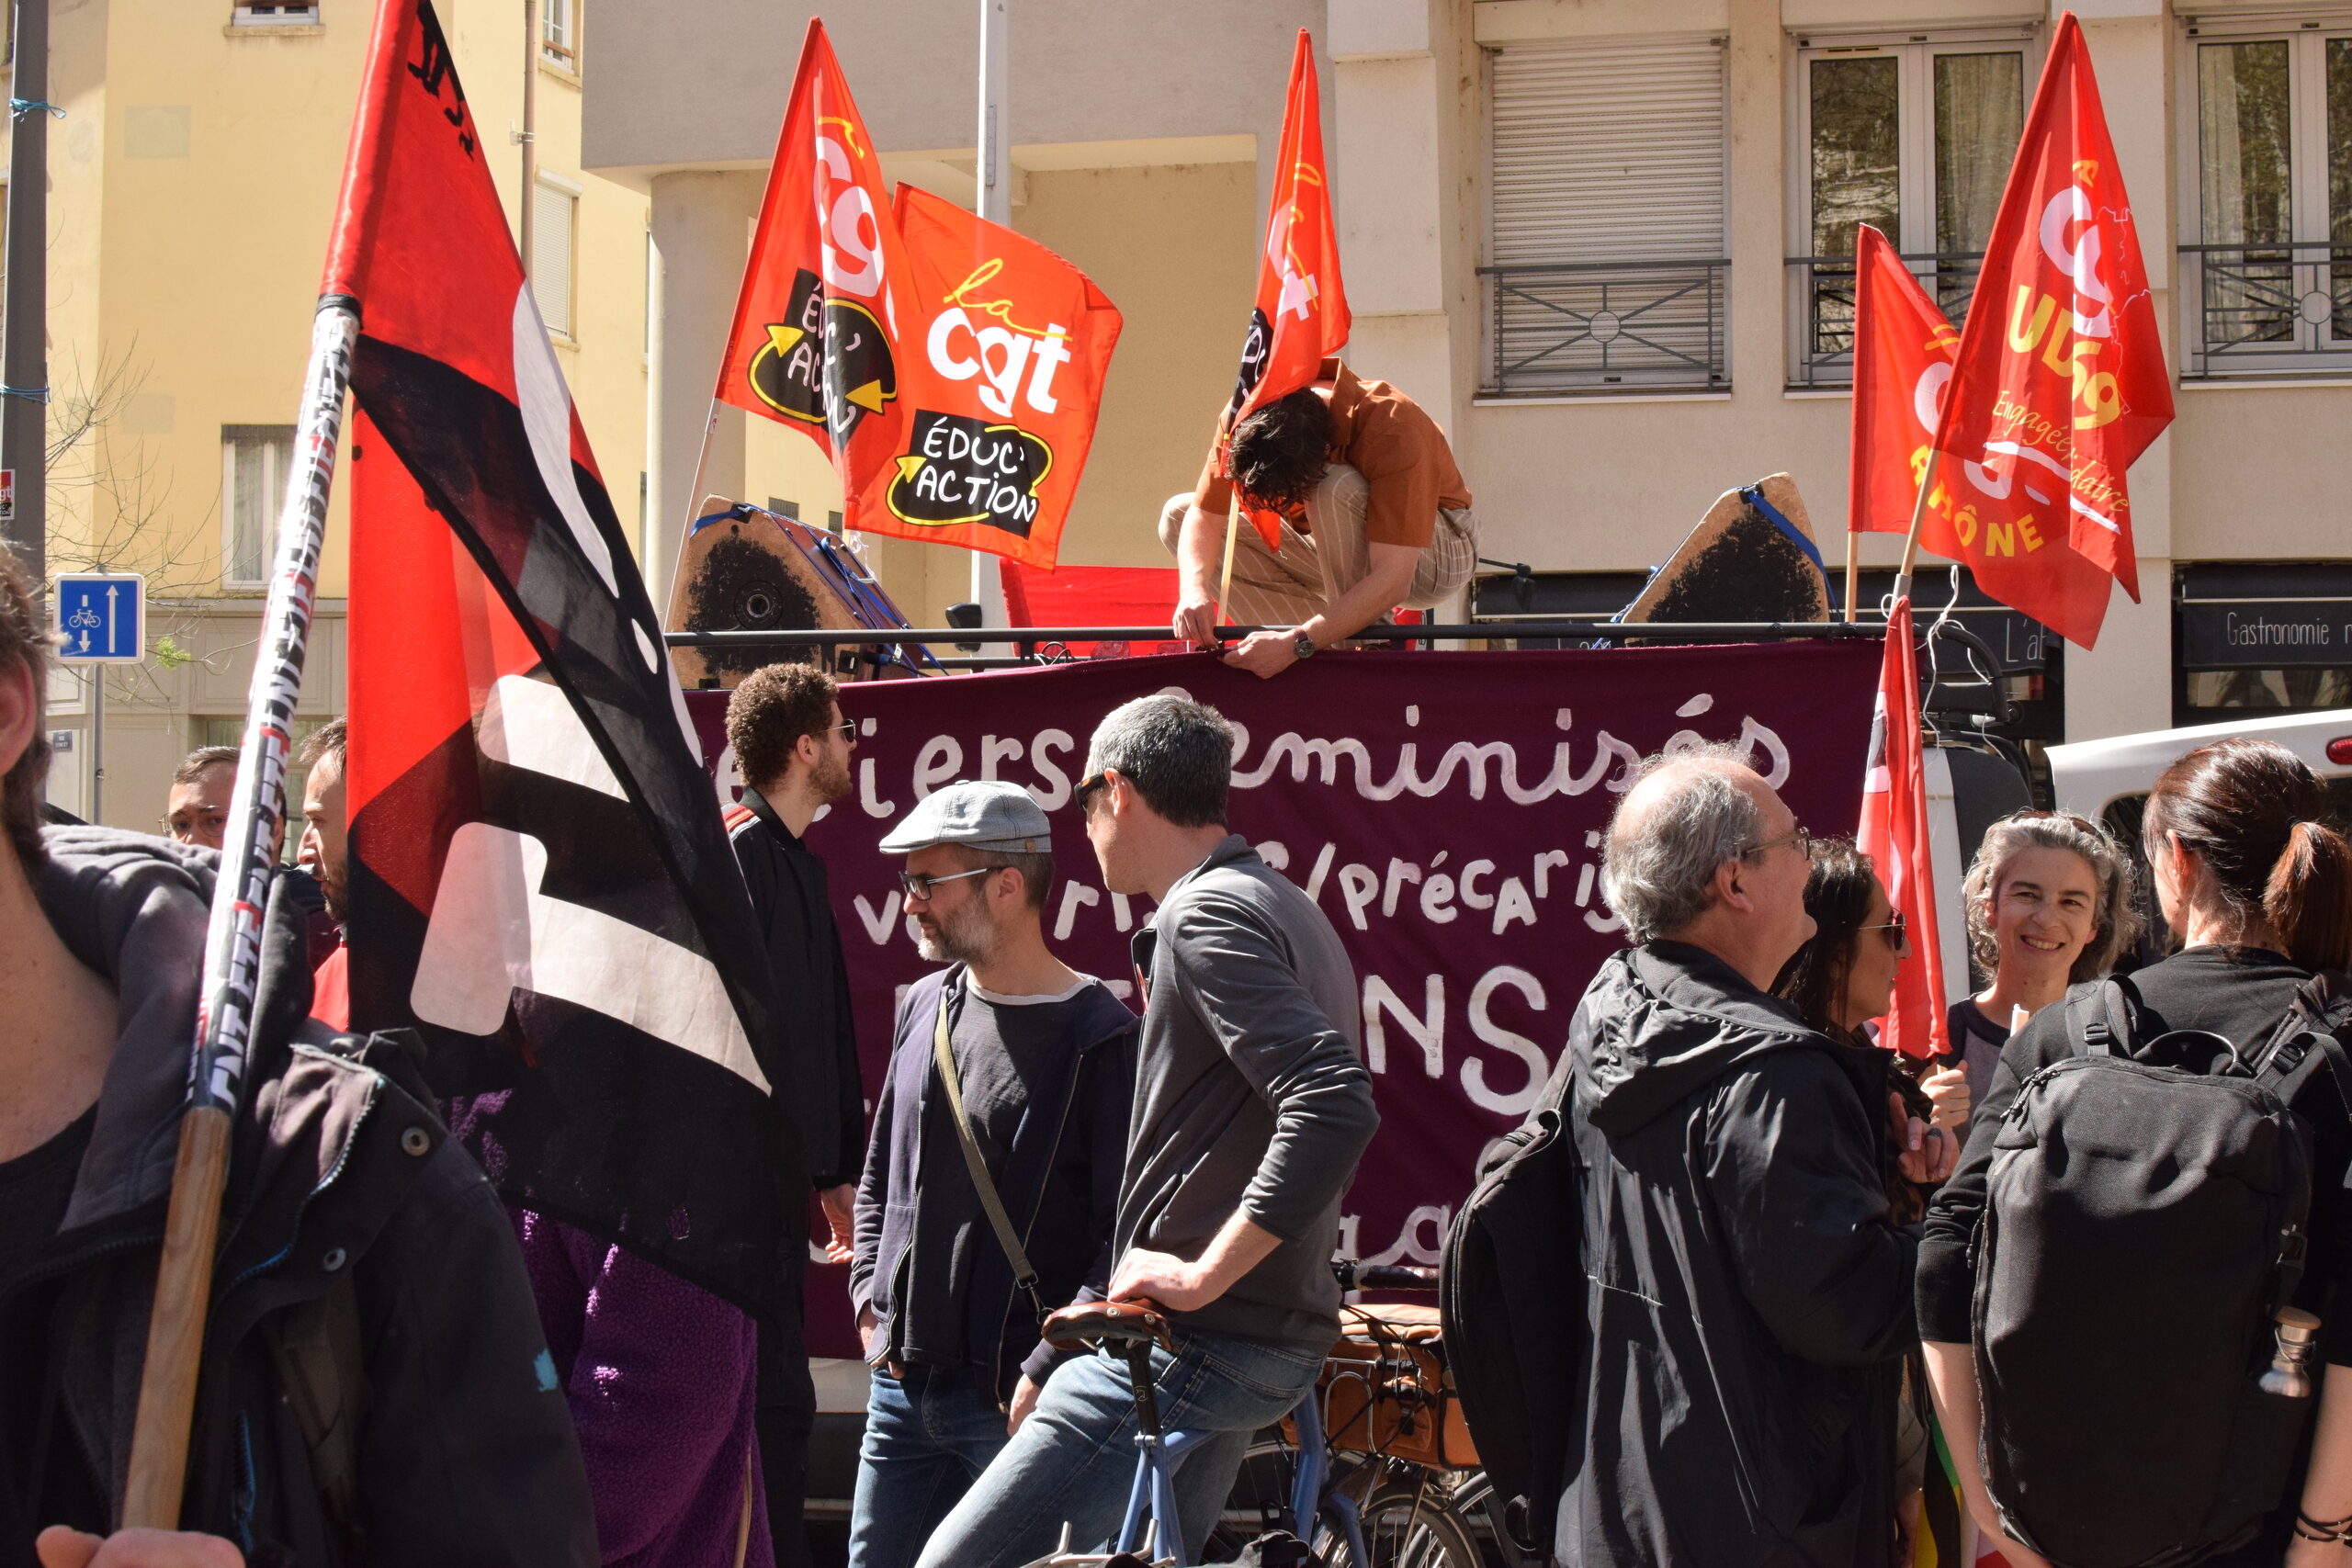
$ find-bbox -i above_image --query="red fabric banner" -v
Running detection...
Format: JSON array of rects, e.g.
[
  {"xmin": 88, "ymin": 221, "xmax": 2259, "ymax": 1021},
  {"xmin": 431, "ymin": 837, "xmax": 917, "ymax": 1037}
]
[
  {"xmin": 690, "ymin": 642, "xmax": 1881, "ymax": 1355},
  {"xmin": 849, "ymin": 185, "xmax": 1123, "ymax": 568},
  {"xmin": 1920, "ymin": 12, "xmax": 2174, "ymax": 649},
  {"xmin": 1849, "ymin": 225, "xmax": 1960, "ymax": 537},
  {"xmin": 1219, "ymin": 30, "xmax": 1348, "ymax": 549},
  {"xmin": 716, "ymin": 20, "xmax": 914, "ymax": 522},
  {"xmin": 1856, "ymin": 603, "xmax": 1951, "ymax": 1059}
]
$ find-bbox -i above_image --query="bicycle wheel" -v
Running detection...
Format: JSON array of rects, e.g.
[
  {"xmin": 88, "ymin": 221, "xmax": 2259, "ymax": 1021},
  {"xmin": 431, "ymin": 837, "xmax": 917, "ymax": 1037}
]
[{"xmin": 1317, "ymin": 1475, "xmax": 1484, "ymax": 1568}]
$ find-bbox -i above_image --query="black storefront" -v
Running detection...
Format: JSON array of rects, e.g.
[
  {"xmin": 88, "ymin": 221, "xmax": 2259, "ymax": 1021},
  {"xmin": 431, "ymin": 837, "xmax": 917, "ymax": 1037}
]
[{"xmin": 2175, "ymin": 564, "xmax": 2352, "ymax": 728}]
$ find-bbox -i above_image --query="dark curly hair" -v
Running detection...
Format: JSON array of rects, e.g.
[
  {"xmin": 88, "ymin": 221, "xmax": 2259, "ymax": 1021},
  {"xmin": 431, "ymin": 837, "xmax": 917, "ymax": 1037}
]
[
  {"xmin": 726, "ymin": 661, "xmax": 840, "ymax": 793},
  {"xmin": 1, "ymin": 546, "xmax": 52, "ymax": 871},
  {"xmin": 1775, "ymin": 837, "xmax": 1883, "ymax": 1044},
  {"xmin": 1227, "ymin": 389, "xmax": 1333, "ymax": 514}
]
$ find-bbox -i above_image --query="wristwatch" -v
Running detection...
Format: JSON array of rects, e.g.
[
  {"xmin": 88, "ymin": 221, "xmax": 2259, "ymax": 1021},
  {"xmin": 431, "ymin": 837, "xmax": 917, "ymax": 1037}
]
[{"xmin": 1292, "ymin": 630, "xmax": 1317, "ymax": 660}]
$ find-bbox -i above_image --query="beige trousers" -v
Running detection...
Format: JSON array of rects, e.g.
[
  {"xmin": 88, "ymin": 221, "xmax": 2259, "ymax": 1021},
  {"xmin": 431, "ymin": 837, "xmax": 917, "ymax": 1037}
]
[{"xmin": 1158, "ymin": 462, "xmax": 1478, "ymax": 629}]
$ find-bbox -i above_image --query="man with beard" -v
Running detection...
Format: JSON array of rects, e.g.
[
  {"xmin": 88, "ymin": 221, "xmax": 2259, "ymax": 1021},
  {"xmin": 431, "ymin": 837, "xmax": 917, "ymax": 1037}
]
[
  {"xmin": 848, "ymin": 781, "xmax": 1136, "ymax": 1568},
  {"xmin": 723, "ymin": 662, "xmax": 870, "ymax": 1568}
]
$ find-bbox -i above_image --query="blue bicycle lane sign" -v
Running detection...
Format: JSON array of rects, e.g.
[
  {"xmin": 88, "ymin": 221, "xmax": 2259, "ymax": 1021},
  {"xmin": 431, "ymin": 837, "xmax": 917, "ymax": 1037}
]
[{"xmin": 53, "ymin": 573, "xmax": 146, "ymax": 663}]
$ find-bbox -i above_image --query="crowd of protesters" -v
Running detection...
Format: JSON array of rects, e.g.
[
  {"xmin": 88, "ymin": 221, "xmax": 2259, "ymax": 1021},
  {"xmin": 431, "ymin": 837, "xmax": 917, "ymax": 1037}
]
[{"xmin": 11, "ymin": 520, "xmax": 2352, "ymax": 1568}]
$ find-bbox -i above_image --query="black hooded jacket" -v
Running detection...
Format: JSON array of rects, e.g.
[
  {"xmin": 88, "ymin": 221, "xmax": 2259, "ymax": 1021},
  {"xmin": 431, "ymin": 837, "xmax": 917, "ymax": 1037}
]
[
  {"xmin": 1, "ymin": 829, "xmax": 595, "ymax": 1565},
  {"xmin": 1561, "ymin": 942, "xmax": 1919, "ymax": 1568}
]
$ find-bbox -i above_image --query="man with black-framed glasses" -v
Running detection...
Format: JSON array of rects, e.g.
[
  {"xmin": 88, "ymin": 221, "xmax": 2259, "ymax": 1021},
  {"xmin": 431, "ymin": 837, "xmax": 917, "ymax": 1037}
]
[
  {"xmin": 850, "ymin": 781, "xmax": 1136, "ymax": 1568},
  {"xmin": 721, "ymin": 660, "xmax": 871, "ymax": 1568}
]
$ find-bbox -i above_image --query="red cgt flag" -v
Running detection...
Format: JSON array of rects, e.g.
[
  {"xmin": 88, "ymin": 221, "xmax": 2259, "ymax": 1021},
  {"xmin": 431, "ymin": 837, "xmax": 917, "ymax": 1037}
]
[
  {"xmin": 716, "ymin": 19, "xmax": 912, "ymax": 525},
  {"xmin": 1849, "ymin": 225, "xmax": 1960, "ymax": 537},
  {"xmin": 1850, "ymin": 224, "xmax": 2123, "ymax": 645},
  {"xmin": 1919, "ymin": 12, "xmax": 2173, "ymax": 644},
  {"xmin": 1220, "ymin": 29, "xmax": 1348, "ymax": 547},
  {"xmin": 851, "ymin": 184, "xmax": 1123, "ymax": 570},
  {"xmin": 1856, "ymin": 599, "xmax": 1951, "ymax": 1061}
]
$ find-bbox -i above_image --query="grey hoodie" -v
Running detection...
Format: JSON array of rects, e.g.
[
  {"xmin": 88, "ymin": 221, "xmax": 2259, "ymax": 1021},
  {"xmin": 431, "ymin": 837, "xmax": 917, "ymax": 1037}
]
[{"xmin": 1117, "ymin": 835, "xmax": 1378, "ymax": 1351}]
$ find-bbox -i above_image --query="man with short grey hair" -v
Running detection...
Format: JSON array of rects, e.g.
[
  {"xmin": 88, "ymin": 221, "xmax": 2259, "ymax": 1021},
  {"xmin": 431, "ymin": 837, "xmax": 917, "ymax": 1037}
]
[
  {"xmin": 912, "ymin": 695, "xmax": 1378, "ymax": 1568},
  {"xmin": 1557, "ymin": 747, "xmax": 1951, "ymax": 1568}
]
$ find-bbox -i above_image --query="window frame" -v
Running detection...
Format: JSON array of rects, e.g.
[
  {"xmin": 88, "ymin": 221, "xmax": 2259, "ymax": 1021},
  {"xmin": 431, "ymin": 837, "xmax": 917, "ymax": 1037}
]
[
  {"xmin": 2173, "ymin": 9, "xmax": 2352, "ymax": 380},
  {"xmin": 229, "ymin": 1, "xmax": 320, "ymax": 27},
  {"xmin": 220, "ymin": 425, "xmax": 297, "ymax": 591},
  {"xmin": 540, "ymin": 0, "xmax": 578, "ymax": 71},
  {"xmin": 1782, "ymin": 22, "xmax": 2044, "ymax": 387}
]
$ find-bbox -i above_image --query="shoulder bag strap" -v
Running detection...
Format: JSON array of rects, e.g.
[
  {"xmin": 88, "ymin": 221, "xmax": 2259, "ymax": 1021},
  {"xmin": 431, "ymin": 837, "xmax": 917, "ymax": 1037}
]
[{"xmin": 932, "ymin": 974, "xmax": 1049, "ymax": 1324}]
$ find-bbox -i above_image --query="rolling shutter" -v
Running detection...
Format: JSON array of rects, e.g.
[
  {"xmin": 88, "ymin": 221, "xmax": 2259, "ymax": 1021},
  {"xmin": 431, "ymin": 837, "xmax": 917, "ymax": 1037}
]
[
  {"xmin": 1490, "ymin": 35, "xmax": 1728, "ymax": 265},
  {"xmin": 531, "ymin": 180, "xmax": 576, "ymax": 338}
]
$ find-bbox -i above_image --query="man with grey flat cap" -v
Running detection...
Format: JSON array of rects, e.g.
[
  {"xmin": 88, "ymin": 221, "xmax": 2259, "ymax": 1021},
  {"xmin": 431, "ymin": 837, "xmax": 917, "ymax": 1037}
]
[{"xmin": 845, "ymin": 781, "xmax": 1139, "ymax": 1568}]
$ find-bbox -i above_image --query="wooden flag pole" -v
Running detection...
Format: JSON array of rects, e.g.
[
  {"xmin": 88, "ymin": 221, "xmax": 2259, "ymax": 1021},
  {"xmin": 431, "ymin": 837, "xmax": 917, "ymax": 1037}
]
[
  {"xmin": 121, "ymin": 297, "xmax": 358, "ymax": 1526},
  {"xmin": 1843, "ymin": 528, "xmax": 1860, "ymax": 624},
  {"xmin": 1215, "ymin": 491, "xmax": 1241, "ymax": 634},
  {"xmin": 1890, "ymin": 448, "xmax": 1939, "ymax": 608}
]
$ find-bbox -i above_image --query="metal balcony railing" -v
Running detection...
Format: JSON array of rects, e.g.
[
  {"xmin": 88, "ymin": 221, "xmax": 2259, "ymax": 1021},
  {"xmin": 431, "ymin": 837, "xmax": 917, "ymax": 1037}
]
[
  {"xmin": 1478, "ymin": 260, "xmax": 1728, "ymax": 395},
  {"xmin": 1783, "ymin": 252, "xmax": 1984, "ymax": 388},
  {"xmin": 2178, "ymin": 242, "xmax": 2352, "ymax": 379}
]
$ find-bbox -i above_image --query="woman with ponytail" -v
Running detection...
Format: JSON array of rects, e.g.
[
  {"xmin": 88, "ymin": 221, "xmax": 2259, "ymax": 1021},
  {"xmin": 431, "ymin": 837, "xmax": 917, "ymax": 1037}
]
[{"xmin": 1918, "ymin": 739, "xmax": 2352, "ymax": 1567}]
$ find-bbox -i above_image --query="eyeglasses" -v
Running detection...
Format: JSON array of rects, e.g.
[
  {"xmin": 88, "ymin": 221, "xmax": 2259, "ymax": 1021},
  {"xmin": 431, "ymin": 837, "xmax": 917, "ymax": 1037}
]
[
  {"xmin": 1075, "ymin": 771, "xmax": 1109, "ymax": 812},
  {"xmin": 162, "ymin": 811, "xmax": 230, "ymax": 843},
  {"xmin": 1860, "ymin": 910, "xmax": 1911, "ymax": 957},
  {"xmin": 1742, "ymin": 825, "xmax": 1812, "ymax": 863},
  {"xmin": 825, "ymin": 719, "xmax": 857, "ymax": 743},
  {"xmin": 898, "ymin": 866, "xmax": 994, "ymax": 902}
]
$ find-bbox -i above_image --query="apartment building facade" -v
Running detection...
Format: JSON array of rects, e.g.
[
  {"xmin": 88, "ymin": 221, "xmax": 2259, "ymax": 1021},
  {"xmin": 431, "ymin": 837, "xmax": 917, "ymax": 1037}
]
[
  {"xmin": 26, "ymin": 0, "xmax": 650, "ymax": 827},
  {"xmin": 594, "ymin": 0, "xmax": 2351, "ymax": 751}
]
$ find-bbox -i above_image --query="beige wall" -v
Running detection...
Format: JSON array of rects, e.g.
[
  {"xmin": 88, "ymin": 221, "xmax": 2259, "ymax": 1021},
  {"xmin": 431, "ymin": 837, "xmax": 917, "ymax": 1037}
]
[{"xmin": 32, "ymin": 0, "xmax": 650, "ymax": 828}]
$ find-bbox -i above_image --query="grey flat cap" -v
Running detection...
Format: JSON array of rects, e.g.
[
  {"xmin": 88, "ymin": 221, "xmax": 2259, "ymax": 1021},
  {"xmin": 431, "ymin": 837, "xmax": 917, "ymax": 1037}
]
[{"xmin": 878, "ymin": 779, "xmax": 1052, "ymax": 855}]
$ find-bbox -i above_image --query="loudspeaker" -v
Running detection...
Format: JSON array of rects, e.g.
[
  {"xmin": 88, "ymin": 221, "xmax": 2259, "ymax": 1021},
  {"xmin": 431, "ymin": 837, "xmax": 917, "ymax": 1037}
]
[
  {"xmin": 662, "ymin": 499, "xmax": 897, "ymax": 690},
  {"xmin": 1620, "ymin": 472, "xmax": 1829, "ymax": 626}
]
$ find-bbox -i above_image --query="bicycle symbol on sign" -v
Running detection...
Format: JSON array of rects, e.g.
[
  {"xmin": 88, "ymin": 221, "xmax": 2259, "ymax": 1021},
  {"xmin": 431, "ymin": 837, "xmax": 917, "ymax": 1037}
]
[{"xmin": 65, "ymin": 604, "xmax": 100, "ymax": 629}]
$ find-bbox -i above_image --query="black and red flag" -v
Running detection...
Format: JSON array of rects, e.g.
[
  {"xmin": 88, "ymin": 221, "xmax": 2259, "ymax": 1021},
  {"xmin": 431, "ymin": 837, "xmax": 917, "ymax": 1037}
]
[{"xmin": 331, "ymin": 0, "xmax": 801, "ymax": 1313}]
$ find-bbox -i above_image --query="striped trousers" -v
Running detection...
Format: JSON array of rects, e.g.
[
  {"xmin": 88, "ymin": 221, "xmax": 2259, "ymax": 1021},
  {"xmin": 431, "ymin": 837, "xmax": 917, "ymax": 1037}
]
[{"xmin": 1158, "ymin": 462, "xmax": 1478, "ymax": 630}]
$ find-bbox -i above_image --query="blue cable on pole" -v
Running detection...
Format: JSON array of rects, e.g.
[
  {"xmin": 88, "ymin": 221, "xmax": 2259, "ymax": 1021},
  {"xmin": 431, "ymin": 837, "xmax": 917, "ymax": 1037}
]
[
  {"xmin": 1, "ymin": 385, "xmax": 50, "ymax": 404},
  {"xmin": 9, "ymin": 97, "xmax": 64, "ymax": 120}
]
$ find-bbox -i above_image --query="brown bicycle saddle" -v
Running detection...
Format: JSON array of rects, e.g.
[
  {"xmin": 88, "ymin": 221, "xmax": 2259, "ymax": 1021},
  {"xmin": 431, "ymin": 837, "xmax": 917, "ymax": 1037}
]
[{"xmin": 1042, "ymin": 1298, "xmax": 1175, "ymax": 1352}]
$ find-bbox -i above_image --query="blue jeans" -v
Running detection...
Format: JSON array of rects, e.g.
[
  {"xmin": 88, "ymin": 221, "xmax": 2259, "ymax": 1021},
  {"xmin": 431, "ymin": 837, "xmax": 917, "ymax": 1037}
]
[
  {"xmin": 910, "ymin": 1327, "xmax": 1325, "ymax": 1568},
  {"xmin": 848, "ymin": 1364, "xmax": 1014, "ymax": 1568}
]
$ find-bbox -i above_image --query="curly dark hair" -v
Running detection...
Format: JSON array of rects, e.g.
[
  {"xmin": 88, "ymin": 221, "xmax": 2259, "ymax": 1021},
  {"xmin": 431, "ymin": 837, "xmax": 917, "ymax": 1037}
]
[
  {"xmin": 726, "ymin": 662, "xmax": 840, "ymax": 792},
  {"xmin": 1775, "ymin": 838, "xmax": 1883, "ymax": 1043},
  {"xmin": 1227, "ymin": 389, "xmax": 1333, "ymax": 514},
  {"xmin": 1, "ymin": 546, "xmax": 52, "ymax": 871}
]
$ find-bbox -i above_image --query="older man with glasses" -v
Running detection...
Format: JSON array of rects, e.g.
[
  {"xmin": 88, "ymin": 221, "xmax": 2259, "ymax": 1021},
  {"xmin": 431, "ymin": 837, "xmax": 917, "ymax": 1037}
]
[
  {"xmin": 1550, "ymin": 743, "xmax": 1954, "ymax": 1568},
  {"xmin": 848, "ymin": 781, "xmax": 1138, "ymax": 1568}
]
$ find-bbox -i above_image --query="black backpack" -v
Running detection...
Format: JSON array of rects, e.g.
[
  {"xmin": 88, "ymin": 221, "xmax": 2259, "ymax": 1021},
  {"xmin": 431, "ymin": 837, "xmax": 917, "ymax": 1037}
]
[
  {"xmin": 1973, "ymin": 973, "xmax": 2352, "ymax": 1568},
  {"xmin": 1441, "ymin": 1050, "xmax": 1585, "ymax": 1554}
]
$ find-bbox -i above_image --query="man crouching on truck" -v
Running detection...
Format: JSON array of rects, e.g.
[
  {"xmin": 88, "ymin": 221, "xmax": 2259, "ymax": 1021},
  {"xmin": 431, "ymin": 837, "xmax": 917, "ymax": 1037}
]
[{"xmin": 911, "ymin": 694, "xmax": 1379, "ymax": 1568}]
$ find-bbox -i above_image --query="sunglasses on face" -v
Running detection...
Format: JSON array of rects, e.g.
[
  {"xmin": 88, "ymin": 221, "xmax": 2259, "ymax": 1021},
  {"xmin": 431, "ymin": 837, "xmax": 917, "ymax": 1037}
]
[
  {"xmin": 1860, "ymin": 909, "xmax": 1911, "ymax": 957},
  {"xmin": 825, "ymin": 719, "xmax": 857, "ymax": 743},
  {"xmin": 1075, "ymin": 771, "xmax": 1109, "ymax": 812},
  {"xmin": 898, "ymin": 866, "xmax": 993, "ymax": 902}
]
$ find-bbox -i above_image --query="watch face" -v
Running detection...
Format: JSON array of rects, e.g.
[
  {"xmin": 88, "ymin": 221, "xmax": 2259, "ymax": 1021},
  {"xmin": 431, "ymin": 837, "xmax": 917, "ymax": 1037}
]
[{"xmin": 1293, "ymin": 634, "xmax": 1315, "ymax": 659}]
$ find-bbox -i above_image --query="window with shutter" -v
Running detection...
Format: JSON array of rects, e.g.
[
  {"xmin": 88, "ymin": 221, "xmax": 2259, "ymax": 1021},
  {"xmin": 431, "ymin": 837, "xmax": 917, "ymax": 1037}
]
[
  {"xmin": 532, "ymin": 180, "xmax": 577, "ymax": 339},
  {"xmin": 1484, "ymin": 34, "xmax": 1729, "ymax": 394}
]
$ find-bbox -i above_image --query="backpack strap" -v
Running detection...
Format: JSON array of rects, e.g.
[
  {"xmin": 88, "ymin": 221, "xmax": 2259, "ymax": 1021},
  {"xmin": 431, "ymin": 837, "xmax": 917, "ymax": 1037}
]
[
  {"xmin": 2067, "ymin": 977, "xmax": 2138, "ymax": 1059},
  {"xmin": 265, "ymin": 1269, "xmax": 369, "ymax": 1550},
  {"xmin": 2256, "ymin": 971, "xmax": 2352, "ymax": 1130}
]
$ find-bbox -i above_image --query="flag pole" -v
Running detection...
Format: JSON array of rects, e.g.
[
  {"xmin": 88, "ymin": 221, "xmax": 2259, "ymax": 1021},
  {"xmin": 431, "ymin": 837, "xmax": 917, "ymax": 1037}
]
[
  {"xmin": 1216, "ymin": 491, "xmax": 1241, "ymax": 632},
  {"xmin": 1891, "ymin": 448, "xmax": 1939, "ymax": 607},
  {"xmin": 1843, "ymin": 528, "xmax": 1860, "ymax": 624},
  {"xmin": 119, "ymin": 295, "xmax": 359, "ymax": 1528}
]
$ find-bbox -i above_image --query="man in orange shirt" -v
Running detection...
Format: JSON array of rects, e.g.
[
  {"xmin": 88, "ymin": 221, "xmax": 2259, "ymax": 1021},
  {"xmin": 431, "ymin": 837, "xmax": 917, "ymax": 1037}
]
[{"xmin": 1161, "ymin": 357, "xmax": 1476, "ymax": 677}]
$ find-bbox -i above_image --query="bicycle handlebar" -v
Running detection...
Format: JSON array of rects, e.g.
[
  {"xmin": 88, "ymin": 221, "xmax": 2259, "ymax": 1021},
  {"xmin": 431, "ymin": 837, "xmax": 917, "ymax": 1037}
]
[{"xmin": 1333, "ymin": 1260, "xmax": 1439, "ymax": 1292}]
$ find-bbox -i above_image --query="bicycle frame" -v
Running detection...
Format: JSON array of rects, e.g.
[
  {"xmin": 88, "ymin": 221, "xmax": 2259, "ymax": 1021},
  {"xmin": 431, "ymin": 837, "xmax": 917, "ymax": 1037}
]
[{"xmin": 1289, "ymin": 1383, "xmax": 1371, "ymax": 1567}]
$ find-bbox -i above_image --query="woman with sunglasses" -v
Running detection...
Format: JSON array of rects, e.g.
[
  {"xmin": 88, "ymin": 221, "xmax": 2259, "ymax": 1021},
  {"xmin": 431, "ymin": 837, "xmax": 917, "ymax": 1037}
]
[
  {"xmin": 1775, "ymin": 838, "xmax": 1958, "ymax": 1564},
  {"xmin": 1945, "ymin": 810, "xmax": 2139, "ymax": 1115}
]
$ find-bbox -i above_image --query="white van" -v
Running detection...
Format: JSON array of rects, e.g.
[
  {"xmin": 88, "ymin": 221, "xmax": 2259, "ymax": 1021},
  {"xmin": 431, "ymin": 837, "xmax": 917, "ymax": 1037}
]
[{"xmin": 2048, "ymin": 708, "xmax": 2352, "ymax": 828}]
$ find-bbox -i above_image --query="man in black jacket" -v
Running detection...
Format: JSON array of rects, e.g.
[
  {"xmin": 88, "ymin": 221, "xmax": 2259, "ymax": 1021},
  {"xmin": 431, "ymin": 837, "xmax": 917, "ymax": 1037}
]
[
  {"xmin": 722, "ymin": 661, "xmax": 867, "ymax": 1568},
  {"xmin": 1561, "ymin": 746, "xmax": 1951, "ymax": 1568},
  {"xmin": 0, "ymin": 552, "xmax": 594, "ymax": 1565}
]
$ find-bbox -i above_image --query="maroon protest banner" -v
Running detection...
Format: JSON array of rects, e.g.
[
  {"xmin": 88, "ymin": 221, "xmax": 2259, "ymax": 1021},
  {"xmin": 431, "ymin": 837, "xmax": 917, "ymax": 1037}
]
[{"xmin": 689, "ymin": 641, "xmax": 1881, "ymax": 1356}]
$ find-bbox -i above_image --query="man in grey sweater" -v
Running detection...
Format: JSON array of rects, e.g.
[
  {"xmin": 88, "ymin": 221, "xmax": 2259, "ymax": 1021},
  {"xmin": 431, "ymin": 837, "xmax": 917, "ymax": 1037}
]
[{"xmin": 912, "ymin": 694, "xmax": 1377, "ymax": 1568}]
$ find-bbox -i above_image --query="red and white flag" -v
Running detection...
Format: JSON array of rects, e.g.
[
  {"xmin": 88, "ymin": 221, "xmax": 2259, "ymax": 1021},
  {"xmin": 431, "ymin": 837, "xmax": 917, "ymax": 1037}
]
[
  {"xmin": 1219, "ymin": 29, "xmax": 1348, "ymax": 548},
  {"xmin": 1849, "ymin": 225, "xmax": 1960, "ymax": 538},
  {"xmin": 1856, "ymin": 599, "xmax": 1951, "ymax": 1060},
  {"xmin": 1916, "ymin": 12, "xmax": 2172, "ymax": 649},
  {"xmin": 332, "ymin": 0, "xmax": 800, "ymax": 1314}
]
